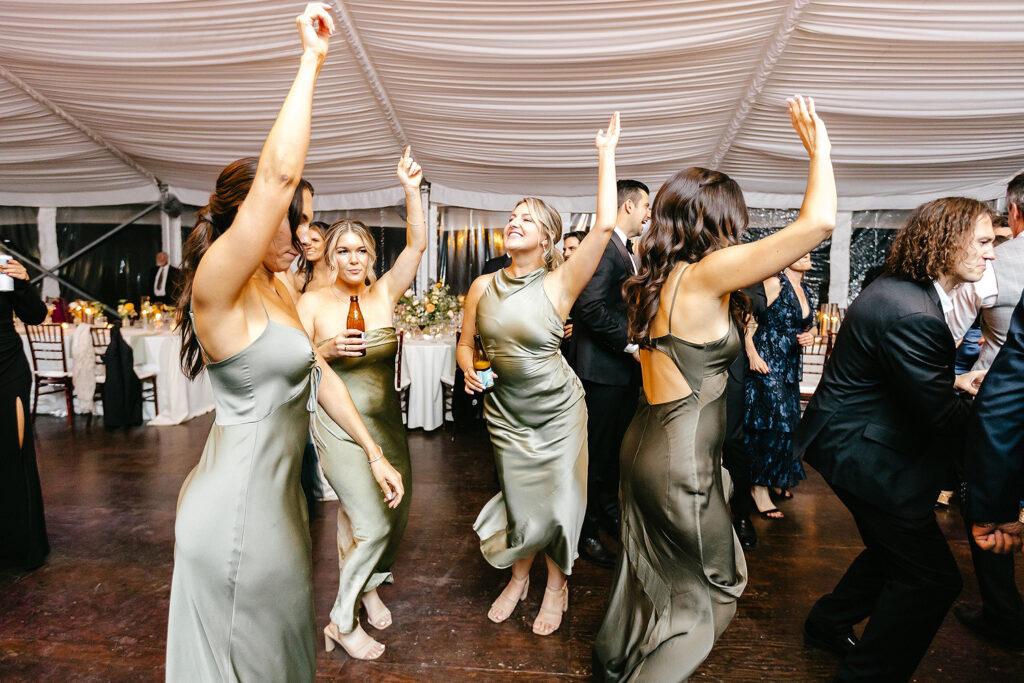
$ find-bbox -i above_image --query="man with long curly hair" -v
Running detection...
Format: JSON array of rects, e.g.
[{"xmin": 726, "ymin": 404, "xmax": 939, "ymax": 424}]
[{"xmin": 794, "ymin": 197, "xmax": 995, "ymax": 681}]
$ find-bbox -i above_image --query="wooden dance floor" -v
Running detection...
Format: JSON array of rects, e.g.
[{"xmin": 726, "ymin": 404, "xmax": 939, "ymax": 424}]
[{"xmin": 2, "ymin": 415, "xmax": 1023, "ymax": 681}]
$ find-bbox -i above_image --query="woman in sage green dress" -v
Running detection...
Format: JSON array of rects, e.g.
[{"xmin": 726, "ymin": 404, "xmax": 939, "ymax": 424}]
[
  {"xmin": 457, "ymin": 113, "xmax": 622, "ymax": 637},
  {"xmin": 297, "ymin": 147, "xmax": 426, "ymax": 660},
  {"xmin": 593, "ymin": 96, "xmax": 836, "ymax": 681},
  {"xmin": 166, "ymin": 6, "xmax": 404, "ymax": 681}
]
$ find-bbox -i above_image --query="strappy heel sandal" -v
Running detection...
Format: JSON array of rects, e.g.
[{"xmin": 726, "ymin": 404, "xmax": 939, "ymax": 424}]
[
  {"xmin": 532, "ymin": 582, "xmax": 568, "ymax": 636},
  {"xmin": 323, "ymin": 623, "xmax": 385, "ymax": 661},
  {"xmin": 362, "ymin": 593, "xmax": 392, "ymax": 630},
  {"xmin": 488, "ymin": 575, "xmax": 529, "ymax": 623}
]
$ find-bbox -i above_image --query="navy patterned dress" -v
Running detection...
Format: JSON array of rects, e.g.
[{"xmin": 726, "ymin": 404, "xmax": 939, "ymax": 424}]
[{"xmin": 744, "ymin": 273, "xmax": 812, "ymax": 489}]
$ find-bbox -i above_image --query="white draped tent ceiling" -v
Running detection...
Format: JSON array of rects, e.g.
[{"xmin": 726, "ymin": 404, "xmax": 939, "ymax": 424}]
[{"xmin": 2, "ymin": 0, "xmax": 1024, "ymax": 212}]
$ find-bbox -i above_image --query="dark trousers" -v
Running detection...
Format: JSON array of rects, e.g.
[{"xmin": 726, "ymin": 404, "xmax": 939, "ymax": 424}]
[
  {"xmin": 581, "ymin": 379, "xmax": 638, "ymax": 539},
  {"xmin": 724, "ymin": 373, "xmax": 754, "ymax": 520},
  {"xmin": 962, "ymin": 514, "xmax": 1024, "ymax": 634},
  {"xmin": 808, "ymin": 485, "xmax": 962, "ymax": 682}
]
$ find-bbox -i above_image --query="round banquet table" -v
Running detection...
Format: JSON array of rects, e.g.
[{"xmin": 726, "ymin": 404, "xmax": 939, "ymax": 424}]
[
  {"xmin": 19, "ymin": 324, "xmax": 214, "ymax": 426},
  {"xmin": 400, "ymin": 334, "xmax": 457, "ymax": 431}
]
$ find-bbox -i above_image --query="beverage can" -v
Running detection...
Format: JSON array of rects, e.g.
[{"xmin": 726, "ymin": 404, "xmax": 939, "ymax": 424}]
[{"xmin": 0, "ymin": 254, "xmax": 13, "ymax": 292}]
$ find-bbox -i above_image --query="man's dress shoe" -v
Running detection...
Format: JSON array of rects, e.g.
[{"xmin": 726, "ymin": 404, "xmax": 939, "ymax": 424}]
[
  {"xmin": 803, "ymin": 619, "xmax": 859, "ymax": 656},
  {"xmin": 579, "ymin": 536, "xmax": 616, "ymax": 569},
  {"xmin": 733, "ymin": 517, "xmax": 757, "ymax": 550},
  {"xmin": 954, "ymin": 604, "xmax": 1024, "ymax": 655}
]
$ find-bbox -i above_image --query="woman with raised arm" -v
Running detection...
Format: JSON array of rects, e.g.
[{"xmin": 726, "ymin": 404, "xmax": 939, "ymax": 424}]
[
  {"xmin": 296, "ymin": 147, "xmax": 425, "ymax": 660},
  {"xmin": 458, "ymin": 113, "xmax": 621, "ymax": 637},
  {"xmin": 594, "ymin": 96, "xmax": 836, "ymax": 681},
  {"xmin": 166, "ymin": 6, "xmax": 403, "ymax": 681}
]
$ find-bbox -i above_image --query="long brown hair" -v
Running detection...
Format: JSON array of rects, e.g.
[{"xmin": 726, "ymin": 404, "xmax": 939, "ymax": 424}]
[
  {"xmin": 886, "ymin": 197, "xmax": 992, "ymax": 284},
  {"xmin": 176, "ymin": 157, "xmax": 313, "ymax": 379},
  {"xmin": 624, "ymin": 167, "xmax": 749, "ymax": 345},
  {"xmin": 299, "ymin": 220, "xmax": 329, "ymax": 291}
]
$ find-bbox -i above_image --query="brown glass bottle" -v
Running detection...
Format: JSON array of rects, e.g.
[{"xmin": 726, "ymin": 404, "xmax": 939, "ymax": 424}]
[
  {"xmin": 473, "ymin": 334, "xmax": 495, "ymax": 391},
  {"xmin": 347, "ymin": 295, "xmax": 366, "ymax": 356}
]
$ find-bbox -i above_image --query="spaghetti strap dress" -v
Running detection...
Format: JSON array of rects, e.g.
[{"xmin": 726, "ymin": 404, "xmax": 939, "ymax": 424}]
[
  {"xmin": 313, "ymin": 326, "xmax": 411, "ymax": 633},
  {"xmin": 472, "ymin": 267, "xmax": 588, "ymax": 575},
  {"xmin": 594, "ymin": 267, "xmax": 747, "ymax": 681},
  {"xmin": 166, "ymin": 309, "xmax": 322, "ymax": 682}
]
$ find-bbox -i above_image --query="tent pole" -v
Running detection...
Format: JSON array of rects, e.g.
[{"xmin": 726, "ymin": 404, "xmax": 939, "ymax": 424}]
[
  {"xmin": 29, "ymin": 202, "xmax": 161, "ymax": 285},
  {"xmin": 2, "ymin": 243, "xmax": 121, "ymax": 319}
]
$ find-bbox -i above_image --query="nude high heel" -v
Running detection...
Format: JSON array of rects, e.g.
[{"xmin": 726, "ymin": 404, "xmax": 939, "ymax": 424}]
[
  {"xmin": 532, "ymin": 582, "xmax": 568, "ymax": 636},
  {"xmin": 323, "ymin": 623, "xmax": 385, "ymax": 660},
  {"xmin": 488, "ymin": 575, "xmax": 529, "ymax": 623}
]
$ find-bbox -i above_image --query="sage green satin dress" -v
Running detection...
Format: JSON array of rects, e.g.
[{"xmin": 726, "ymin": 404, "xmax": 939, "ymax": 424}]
[
  {"xmin": 473, "ymin": 267, "xmax": 587, "ymax": 575},
  {"xmin": 594, "ymin": 279, "xmax": 748, "ymax": 682},
  {"xmin": 167, "ymin": 316, "xmax": 320, "ymax": 682},
  {"xmin": 313, "ymin": 327, "xmax": 411, "ymax": 634}
]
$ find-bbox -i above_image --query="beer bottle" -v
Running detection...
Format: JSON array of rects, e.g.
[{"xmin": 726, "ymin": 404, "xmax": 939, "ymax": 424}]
[
  {"xmin": 473, "ymin": 334, "xmax": 495, "ymax": 391},
  {"xmin": 346, "ymin": 295, "xmax": 366, "ymax": 357}
]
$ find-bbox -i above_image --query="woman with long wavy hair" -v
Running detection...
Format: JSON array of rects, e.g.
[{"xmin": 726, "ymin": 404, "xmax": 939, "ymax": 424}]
[
  {"xmin": 296, "ymin": 147, "xmax": 425, "ymax": 660},
  {"xmin": 457, "ymin": 113, "xmax": 621, "ymax": 637},
  {"xmin": 165, "ymin": 6, "xmax": 403, "ymax": 681},
  {"xmin": 594, "ymin": 96, "xmax": 836, "ymax": 681}
]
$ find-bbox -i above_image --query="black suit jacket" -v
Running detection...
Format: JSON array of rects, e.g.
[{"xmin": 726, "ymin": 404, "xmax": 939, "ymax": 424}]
[
  {"xmin": 481, "ymin": 254, "xmax": 510, "ymax": 275},
  {"xmin": 965, "ymin": 291, "xmax": 1024, "ymax": 522},
  {"xmin": 147, "ymin": 265, "xmax": 182, "ymax": 303},
  {"xmin": 793, "ymin": 275, "xmax": 970, "ymax": 519},
  {"xmin": 572, "ymin": 236, "xmax": 639, "ymax": 386}
]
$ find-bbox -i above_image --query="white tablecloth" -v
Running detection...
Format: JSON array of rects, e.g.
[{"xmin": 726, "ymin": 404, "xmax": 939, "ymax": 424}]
[
  {"xmin": 20, "ymin": 325, "xmax": 214, "ymax": 426},
  {"xmin": 401, "ymin": 335, "xmax": 456, "ymax": 431}
]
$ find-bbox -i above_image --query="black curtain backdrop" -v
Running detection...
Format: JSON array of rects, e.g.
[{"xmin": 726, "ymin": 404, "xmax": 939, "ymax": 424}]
[
  {"xmin": 56, "ymin": 210, "xmax": 161, "ymax": 306},
  {"xmin": 742, "ymin": 227, "xmax": 831, "ymax": 311},
  {"xmin": 0, "ymin": 210, "xmax": 42, "ymax": 278}
]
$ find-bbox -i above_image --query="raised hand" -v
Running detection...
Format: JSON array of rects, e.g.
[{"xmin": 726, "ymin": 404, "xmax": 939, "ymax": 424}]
[
  {"xmin": 296, "ymin": 2, "xmax": 334, "ymax": 59},
  {"xmin": 396, "ymin": 146, "xmax": 423, "ymax": 190},
  {"xmin": 788, "ymin": 95, "xmax": 831, "ymax": 159},
  {"xmin": 595, "ymin": 111, "xmax": 620, "ymax": 152}
]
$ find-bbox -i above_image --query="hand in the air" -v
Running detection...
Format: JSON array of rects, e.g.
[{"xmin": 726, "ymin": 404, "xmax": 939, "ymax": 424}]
[
  {"xmin": 296, "ymin": 2, "xmax": 334, "ymax": 59},
  {"xmin": 397, "ymin": 146, "xmax": 423, "ymax": 190},
  {"xmin": 788, "ymin": 95, "xmax": 831, "ymax": 159},
  {"xmin": 595, "ymin": 111, "xmax": 620, "ymax": 152}
]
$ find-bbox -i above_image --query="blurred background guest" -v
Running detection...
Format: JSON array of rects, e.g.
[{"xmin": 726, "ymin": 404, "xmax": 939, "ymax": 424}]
[
  {"xmin": 146, "ymin": 251, "xmax": 182, "ymax": 304},
  {"xmin": 0, "ymin": 255, "xmax": 50, "ymax": 570},
  {"xmin": 744, "ymin": 253, "xmax": 815, "ymax": 519},
  {"xmin": 560, "ymin": 230, "xmax": 586, "ymax": 367}
]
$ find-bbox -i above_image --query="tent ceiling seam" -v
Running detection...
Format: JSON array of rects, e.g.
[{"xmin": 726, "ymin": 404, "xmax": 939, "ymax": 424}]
[
  {"xmin": 707, "ymin": 0, "xmax": 812, "ymax": 170},
  {"xmin": 0, "ymin": 63, "xmax": 166, "ymax": 194},
  {"xmin": 332, "ymin": 0, "xmax": 410, "ymax": 152}
]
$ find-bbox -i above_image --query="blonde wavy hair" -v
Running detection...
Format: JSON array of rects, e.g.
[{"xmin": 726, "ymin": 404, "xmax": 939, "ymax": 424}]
[
  {"xmin": 324, "ymin": 219, "xmax": 377, "ymax": 285},
  {"xmin": 515, "ymin": 197, "xmax": 563, "ymax": 270}
]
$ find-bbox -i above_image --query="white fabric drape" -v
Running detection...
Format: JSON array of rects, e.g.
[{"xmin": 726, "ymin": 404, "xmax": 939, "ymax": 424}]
[
  {"xmin": 1, "ymin": 1, "xmax": 1023, "ymax": 210},
  {"xmin": 828, "ymin": 211, "xmax": 853, "ymax": 306},
  {"xmin": 36, "ymin": 207, "xmax": 59, "ymax": 298}
]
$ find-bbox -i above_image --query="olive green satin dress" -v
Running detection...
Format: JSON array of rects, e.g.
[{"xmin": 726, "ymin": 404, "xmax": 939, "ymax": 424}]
[
  {"xmin": 313, "ymin": 327, "xmax": 411, "ymax": 634},
  {"xmin": 594, "ymin": 277, "xmax": 748, "ymax": 681},
  {"xmin": 473, "ymin": 267, "xmax": 587, "ymax": 575},
  {"xmin": 167, "ymin": 316, "xmax": 320, "ymax": 682}
]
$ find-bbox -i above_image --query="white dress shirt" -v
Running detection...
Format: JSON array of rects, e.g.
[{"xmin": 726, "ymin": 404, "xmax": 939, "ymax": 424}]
[
  {"xmin": 154, "ymin": 264, "xmax": 169, "ymax": 297},
  {"xmin": 946, "ymin": 266, "xmax": 998, "ymax": 341},
  {"xmin": 613, "ymin": 227, "xmax": 640, "ymax": 355}
]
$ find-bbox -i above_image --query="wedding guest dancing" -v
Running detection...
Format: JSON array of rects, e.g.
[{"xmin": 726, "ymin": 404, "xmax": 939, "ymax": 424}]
[
  {"xmin": 458, "ymin": 113, "xmax": 622, "ymax": 636},
  {"xmin": 796, "ymin": 197, "xmax": 995, "ymax": 681},
  {"xmin": 744, "ymin": 252, "xmax": 815, "ymax": 518},
  {"xmin": 595, "ymin": 96, "xmax": 836, "ymax": 681},
  {"xmin": 299, "ymin": 220, "xmax": 333, "ymax": 292},
  {"xmin": 297, "ymin": 147, "xmax": 426, "ymax": 660},
  {"xmin": 572, "ymin": 180, "xmax": 650, "ymax": 568},
  {"xmin": 0, "ymin": 256, "xmax": 49, "ymax": 570},
  {"xmin": 166, "ymin": 6, "xmax": 402, "ymax": 681}
]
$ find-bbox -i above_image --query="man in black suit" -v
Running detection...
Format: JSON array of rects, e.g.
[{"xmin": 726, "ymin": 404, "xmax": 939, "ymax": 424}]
[
  {"xmin": 572, "ymin": 180, "xmax": 650, "ymax": 568},
  {"xmin": 481, "ymin": 252, "xmax": 510, "ymax": 275},
  {"xmin": 962, "ymin": 290, "xmax": 1024, "ymax": 645},
  {"xmin": 723, "ymin": 283, "xmax": 766, "ymax": 550},
  {"xmin": 560, "ymin": 231, "xmax": 586, "ymax": 369},
  {"xmin": 147, "ymin": 251, "xmax": 181, "ymax": 305},
  {"xmin": 795, "ymin": 197, "xmax": 995, "ymax": 681}
]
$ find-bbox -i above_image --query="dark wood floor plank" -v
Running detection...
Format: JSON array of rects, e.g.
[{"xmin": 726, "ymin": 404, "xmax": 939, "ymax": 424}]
[{"xmin": 1, "ymin": 415, "xmax": 1022, "ymax": 681}]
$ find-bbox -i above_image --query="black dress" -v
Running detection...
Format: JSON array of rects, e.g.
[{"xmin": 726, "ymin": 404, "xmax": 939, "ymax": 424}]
[
  {"xmin": 744, "ymin": 273, "xmax": 811, "ymax": 490},
  {"xmin": 0, "ymin": 278, "xmax": 50, "ymax": 569}
]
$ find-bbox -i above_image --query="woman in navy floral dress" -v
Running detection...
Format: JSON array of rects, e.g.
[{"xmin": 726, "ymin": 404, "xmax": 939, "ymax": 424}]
[{"xmin": 744, "ymin": 253, "xmax": 815, "ymax": 519}]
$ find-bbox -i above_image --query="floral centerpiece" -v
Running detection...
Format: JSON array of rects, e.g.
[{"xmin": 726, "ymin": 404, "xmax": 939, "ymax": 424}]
[
  {"xmin": 395, "ymin": 281, "xmax": 463, "ymax": 335},
  {"xmin": 117, "ymin": 300, "xmax": 138, "ymax": 323}
]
